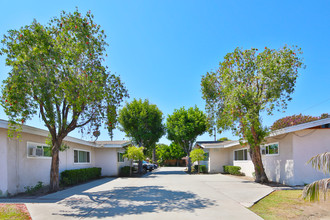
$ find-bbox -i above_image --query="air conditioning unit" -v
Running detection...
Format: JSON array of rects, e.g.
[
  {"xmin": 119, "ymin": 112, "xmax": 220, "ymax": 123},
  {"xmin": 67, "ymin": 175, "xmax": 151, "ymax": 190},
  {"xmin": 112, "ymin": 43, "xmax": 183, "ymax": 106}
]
[
  {"xmin": 30, "ymin": 147, "xmax": 43, "ymax": 157},
  {"xmin": 36, "ymin": 148, "xmax": 43, "ymax": 156}
]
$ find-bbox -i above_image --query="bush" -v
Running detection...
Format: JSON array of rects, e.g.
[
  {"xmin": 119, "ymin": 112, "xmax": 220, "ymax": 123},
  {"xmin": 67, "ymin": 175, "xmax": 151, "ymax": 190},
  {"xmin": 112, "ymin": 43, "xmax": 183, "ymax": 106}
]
[
  {"xmin": 24, "ymin": 181, "xmax": 43, "ymax": 194},
  {"xmin": 61, "ymin": 167, "xmax": 101, "ymax": 186},
  {"xmin": 192, "ymin": 165, "xmax": 207, "ymax": 173},
  {"xmin": 120, "ymin": 166, "xmax": 131, "ymax": 177},
  {"xmin": 223, "ymin": 165, "xmax": 241, "ymax": 175}
]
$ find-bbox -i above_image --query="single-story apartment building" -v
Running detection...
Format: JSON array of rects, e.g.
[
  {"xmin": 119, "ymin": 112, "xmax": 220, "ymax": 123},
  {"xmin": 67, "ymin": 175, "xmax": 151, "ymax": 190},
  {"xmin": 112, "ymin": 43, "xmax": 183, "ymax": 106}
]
[
  {"xmin": 0, "ymin": 119, "xmax": 131, "ymax": 197},
  {"xmin": 195, "ymin": 118, "xmax": 330, "ymax": 186}
]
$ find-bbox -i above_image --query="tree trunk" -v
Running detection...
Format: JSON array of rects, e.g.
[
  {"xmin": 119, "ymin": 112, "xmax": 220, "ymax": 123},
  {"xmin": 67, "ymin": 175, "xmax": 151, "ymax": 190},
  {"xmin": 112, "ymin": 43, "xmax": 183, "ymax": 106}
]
[
  {"xmin": 130, "ymin": 159, "xmax": 133, "ymax": 176},
  {"xmin": 198, "ymin": 160, "xmax": 200, "ymax": 173},
  {"xmin": 250, "ymin": 124, "xmax": 269, "ymax": 183},
  {"xmin": 49, "ymin": 141, "xmax": 61, "ymax": 192},
  {"xmin": 187, "ymin": 153, "xmax": 192, "ymax": 173},
  {"xmin": 138, "ymin": 160, "xmax": 143, "ymax": 174},
  {"xmin": 152, "ymin": 148, "xmax": 156, "ymax": 163},
  {"xmin": 250, "ymin": 145, "xmax": 268, "ymax": 183}
]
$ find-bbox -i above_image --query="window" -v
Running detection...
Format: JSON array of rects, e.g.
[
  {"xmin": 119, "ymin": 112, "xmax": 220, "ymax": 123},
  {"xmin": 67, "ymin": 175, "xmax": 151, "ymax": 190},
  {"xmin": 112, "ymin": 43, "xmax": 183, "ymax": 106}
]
[
  {"xmin": 203, "ymin": 152, "xmax": 209, "ymax": 161},
  {"xmin": 27, "ymin": 142, "xmax": 51, "ymax": 158},
  {"xmin": 74, "ymin": 150, "xmax": 90, "ymax": 163},
  {"xmin": 261, "ymin": 143, "xmax": 279, "ymax": 155},
  {"xmin": 234, "ymin": 149, "xmax": 248, "ymax": 161},
  {"xmin": 117, "ymin": 152, "xmax": 124, "ymax": 162}
]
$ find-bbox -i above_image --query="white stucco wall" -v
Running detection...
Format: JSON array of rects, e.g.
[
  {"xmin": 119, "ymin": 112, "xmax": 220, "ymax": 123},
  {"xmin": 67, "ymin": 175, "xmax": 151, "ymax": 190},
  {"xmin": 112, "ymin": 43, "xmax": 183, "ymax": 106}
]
[
  {"xmin": 5, "ymin": 131, "xmax": 96, "ymax": 195},
  {"xmin": 6, "ymin": 132, "xmax": 51, "ymax": 195},
  {"xmin": 208, "ymin": 148, "xmax": 231, "ymax": 173},
  {"xmin": 0, "ymin": 128, "xmax": 8, "ymax": 197},
  {"xmin": 94, "ymin": 148, "xmax": 130, "ymax": 176},
  {"xmin": 262, "ymin": 134, "xmax": 295, "ymax": 185},
  {"xmin": 59, "ymin": 141, "xmax": 96, "ymax": 174},
  {"xmin": 229, "ymin": 146, "xmax": 255, "ymax": 177},
  {"xmin": 94, "ymin": 148, "xmax": 118, "ymax": 176},
  {"xmin": 292, "ymin": 129, "xmax": 330, "ymax": 185}
]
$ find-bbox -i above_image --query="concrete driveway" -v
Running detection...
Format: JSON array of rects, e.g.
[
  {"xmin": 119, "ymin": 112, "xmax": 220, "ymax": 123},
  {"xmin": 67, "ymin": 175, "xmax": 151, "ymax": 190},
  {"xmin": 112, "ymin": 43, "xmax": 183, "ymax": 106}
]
[{"xmin": 2, "ymin": 167, "xmax": 273, "ymax": 219}]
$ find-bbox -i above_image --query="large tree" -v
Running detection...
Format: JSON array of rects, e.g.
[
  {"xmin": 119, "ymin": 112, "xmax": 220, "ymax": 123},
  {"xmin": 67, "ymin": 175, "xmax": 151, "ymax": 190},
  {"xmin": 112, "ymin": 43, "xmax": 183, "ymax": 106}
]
[
  {"xmin": 201, "ymin": 46, "xmax": 304, "ymax": 183},
  {"xmin": 166, "ymin": 106, "xmax": 207, "ymax": 173},
  {"xmin": 0, "ymin": 9, "xmax": 128, "ymax": 191},
  {"xmin": 118, "ymin": 98, "xmax": 165, "ymax": 172}
]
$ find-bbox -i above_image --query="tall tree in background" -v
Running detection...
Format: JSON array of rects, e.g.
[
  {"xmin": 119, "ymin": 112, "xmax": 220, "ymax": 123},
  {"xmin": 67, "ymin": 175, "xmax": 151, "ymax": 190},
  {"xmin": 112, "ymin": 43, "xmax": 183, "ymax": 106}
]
[
  {"xmin": 0, "ymin": 9, "xmax": 128, "ymax": 191},
  {"xmin": 201, "ymin": 46, "xmax": 304, "ymax": 183},
  {"xmin": 118, "ymin": 98, "xmax": 165, "ymax": 172},
  {"xmin": 156, "ymin": 143, "xmax": 186, "ymax": 165},
  {"xmin": 166, "ymin": 106, "xmax": 207, "ymax": 173}
]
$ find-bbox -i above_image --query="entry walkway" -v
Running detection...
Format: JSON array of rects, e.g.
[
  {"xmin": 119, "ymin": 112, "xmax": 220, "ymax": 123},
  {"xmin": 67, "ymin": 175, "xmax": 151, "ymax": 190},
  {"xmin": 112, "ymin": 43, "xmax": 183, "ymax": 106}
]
[{"xmin": 1, "ymin": 167, "xmax": 274, "ymax": 219}]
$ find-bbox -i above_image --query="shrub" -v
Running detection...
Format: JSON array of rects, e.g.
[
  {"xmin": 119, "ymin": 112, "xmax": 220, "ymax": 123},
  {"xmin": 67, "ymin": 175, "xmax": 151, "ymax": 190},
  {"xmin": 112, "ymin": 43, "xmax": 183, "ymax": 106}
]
[
  {"xmin": 61, "ymin": 167, "xmax": 101, "ymax": 186},
  {"xmin": 223, "ymin": 165, "xmax": 241, "ymax": 175},
  {"xmin": 24, "ymin": 181, "xmax": 43, "ymax": 194},
  {"xmin": 200, "ymin": 165, "xmax": 207, "ymax": 173},
  {"xmin": 120, "ymin": 166, "xmax": 131, "ymax": 177},
  {"xmin": 192, "ymin": 165, "xmax": 207, "ymax": 173}
]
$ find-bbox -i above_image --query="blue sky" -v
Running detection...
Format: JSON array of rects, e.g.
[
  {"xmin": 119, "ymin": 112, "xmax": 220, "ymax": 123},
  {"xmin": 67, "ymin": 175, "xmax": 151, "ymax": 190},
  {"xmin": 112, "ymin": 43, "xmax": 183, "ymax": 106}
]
[{"xmin": 1, "ymin": 1, "xmax": 330, "ymax": 144}]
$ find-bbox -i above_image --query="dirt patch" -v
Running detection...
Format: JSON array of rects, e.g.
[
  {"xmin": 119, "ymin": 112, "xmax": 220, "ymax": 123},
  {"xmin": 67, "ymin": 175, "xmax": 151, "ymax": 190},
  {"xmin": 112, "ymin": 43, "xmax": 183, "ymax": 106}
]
[
  {"xmin": 292, "ymin": 200, "xmax": 330, "ymax": 220},
  {"xmin": 0, "ymin": 203, "xmax": 31, "ymax": 220}
]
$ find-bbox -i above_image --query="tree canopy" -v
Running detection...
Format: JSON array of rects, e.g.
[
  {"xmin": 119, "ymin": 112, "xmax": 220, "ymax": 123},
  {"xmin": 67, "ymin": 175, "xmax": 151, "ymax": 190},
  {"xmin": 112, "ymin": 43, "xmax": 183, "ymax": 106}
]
[
  {"xmin": 156, "ymin": 143, "xmax": 186, "ymax": 164},
  {"xmin": 0, "ymin": 9, "xmax": 128, "ymax": 191},
  {"xmin": 166, "ymin": 106, "xmax": 207, "ymax": 172},
  {"xmin": 271, "ymin": 113, "xmax": 328, "ymax": 131},
  {"xmin": 118, "ymin": 98, "xmax": 165, "ymax": 148},
  {"xmin": 190, "ymin": 148, "xmax": 206, "ymax": 163},
  {"xmin": 201, "ymin": 46, "xmax": 304, "ymax": 182}
]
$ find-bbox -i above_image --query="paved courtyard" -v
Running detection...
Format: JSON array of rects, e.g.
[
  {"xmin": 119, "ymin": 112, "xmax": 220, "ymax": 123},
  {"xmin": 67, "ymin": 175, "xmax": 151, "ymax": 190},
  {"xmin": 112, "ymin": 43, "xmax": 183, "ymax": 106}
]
[{"xmin": 2, "ymin": 167, "xmax": 274, "ymax": 219}]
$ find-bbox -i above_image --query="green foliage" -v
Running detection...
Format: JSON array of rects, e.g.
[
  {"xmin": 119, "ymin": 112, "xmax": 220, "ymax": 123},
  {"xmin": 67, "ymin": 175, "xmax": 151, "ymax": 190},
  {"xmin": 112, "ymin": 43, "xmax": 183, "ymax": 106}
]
[
  {"xmin": 271, "ymin": 114, "xmax": 320, "ymax": 131},
  {"xmin": 190, "ymin": 148, "xmax": 206, "ymax": 163},
  {"xmin": 166, "ymin": 106, "xmax": 207, "ymax": 172},
  {"xmin": 201, "ymin": 46, "xmax": 304, "ymax": 146},
  {"xmin": 0, "ymin": 8, "xmax": 128, "ymax": 191},
  {"xmin": 60, "ymin": 167, "xmax": 101, "ymax": 186},
  {"xmin": 156, "ymin": 143, "xmax": 186, "ymax": 164},
  {"xmin": 166, "ymin": 106, "xmax": 207, "ymax": 154},
  {"xmin": 201, "ymin": 46, "xmax": 304, "ymax": 182},
  {"xmin": 217, "ymin": 137, "xmax": 230, "ymax": 141},
  {"xmin": 24, "ymin": 181, "xmax": 43, "ymax": 194},
  {"xmin": 118, "ymin": 99, "xmax": 165, "ymax": 149},
  {"xmin": 119, "ymin": 166, "xmax": 131, "ymax": 177},
  {"xmin": 123, "ymin": 146, "xmax": 145, "ymax": 161},
  {"xmin": 192, "ymin": 165, "xmax": 207, "ymax": 173},
  {"xmin": 223, "ymin": 165, "xmax": 242, "ymax": 175}
]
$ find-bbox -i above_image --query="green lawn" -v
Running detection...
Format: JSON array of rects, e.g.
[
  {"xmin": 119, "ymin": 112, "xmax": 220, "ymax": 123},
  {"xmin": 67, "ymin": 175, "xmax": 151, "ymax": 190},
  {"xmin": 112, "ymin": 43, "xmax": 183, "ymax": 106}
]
[
  {"xmin": 249, "ymin": 190, "xmax": 330, "ymax": 220},
  {"xmin": 0, "ymin": 204, "xmax": 31, "ymax": 220}
]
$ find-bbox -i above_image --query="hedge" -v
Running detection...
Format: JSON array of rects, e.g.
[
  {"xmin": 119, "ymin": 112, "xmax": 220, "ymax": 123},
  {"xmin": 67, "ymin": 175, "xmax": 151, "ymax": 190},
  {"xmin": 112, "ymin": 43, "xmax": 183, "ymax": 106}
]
[
  {"xmin": 120, "ymin": 166, "xmax": 131, "ymax": 177},
  {"xmin": 223, "ymin": 165, "xmax": 241, "ymax": 175},
  {"xmin": 61, "ymin": 167, "xmax": 101, "ymax": 186},
  {"xmin": 192, "ymin": 165, "xmax": 208, "ymax": 173}
]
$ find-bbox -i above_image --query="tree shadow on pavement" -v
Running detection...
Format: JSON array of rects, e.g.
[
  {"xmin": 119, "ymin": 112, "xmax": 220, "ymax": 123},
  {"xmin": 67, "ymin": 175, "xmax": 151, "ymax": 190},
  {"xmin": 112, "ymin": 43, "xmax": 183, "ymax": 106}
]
[{"xmin": 55, "ymin": 186, "xmax": 216, "ymax": 218}]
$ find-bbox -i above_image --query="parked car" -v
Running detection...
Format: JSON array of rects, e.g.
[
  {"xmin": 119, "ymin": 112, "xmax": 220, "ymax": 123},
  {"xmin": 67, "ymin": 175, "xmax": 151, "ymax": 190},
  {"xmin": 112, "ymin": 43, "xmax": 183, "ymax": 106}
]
[{"xmin": 142, "ymin": 161, "xmax": 154, "ymax": 171}]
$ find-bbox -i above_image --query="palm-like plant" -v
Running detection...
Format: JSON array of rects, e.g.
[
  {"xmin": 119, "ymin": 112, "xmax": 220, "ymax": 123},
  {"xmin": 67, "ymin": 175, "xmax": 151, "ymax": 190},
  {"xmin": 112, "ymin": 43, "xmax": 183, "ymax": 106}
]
[{"xmin": 303, "ymin": 152, "xmax": 330, "ymax": 201}]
